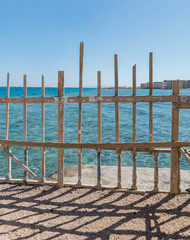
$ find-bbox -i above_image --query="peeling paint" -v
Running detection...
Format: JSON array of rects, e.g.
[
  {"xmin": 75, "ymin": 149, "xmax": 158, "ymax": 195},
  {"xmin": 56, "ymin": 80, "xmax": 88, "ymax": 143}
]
[
  {"xmin": 180, "ymin": 95, "xmax": 190, "ymax": 104},
  {"xmin": 105, "ymin": 98, "xmax": 112, "ymax": 102},
  {"xmin": 89, "ymin": 96, "xmax": 96, "ymax": 102},
  {"xmin": 62, "ymin": 97, "xmax": 68, "ymax": 103},
  {"xmin": 53, "ymin": 97, "xmax": 59, "ymax": 103},
  {"xmin": 98, "ymin": 96, "xmax": 103, "ymax": 101}
]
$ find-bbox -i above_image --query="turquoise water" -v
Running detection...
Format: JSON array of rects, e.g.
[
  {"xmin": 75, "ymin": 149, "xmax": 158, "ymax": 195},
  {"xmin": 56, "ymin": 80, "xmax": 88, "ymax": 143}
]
[{"xmin": 0, "ymin": 87, "xmax": 190, "ymax": 179}]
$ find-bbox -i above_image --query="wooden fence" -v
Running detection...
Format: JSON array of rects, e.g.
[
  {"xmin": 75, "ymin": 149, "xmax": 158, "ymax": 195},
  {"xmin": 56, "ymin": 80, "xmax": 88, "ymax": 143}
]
[{"xmin": 0, "ymin": 42, "xmax": 190, "ymax": 194}]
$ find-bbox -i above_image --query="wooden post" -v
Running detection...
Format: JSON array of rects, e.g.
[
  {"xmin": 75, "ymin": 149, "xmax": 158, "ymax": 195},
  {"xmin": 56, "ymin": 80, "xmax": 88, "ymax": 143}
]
[
  {"xmin": 41, "ymin": 75, "xmax": 45, "ymax": 183},
  {"xmin": 58, "ymin": 71, "xmax": 64, "ymax": 186},
  {"xmin": 131, "ymin": 148, "xmax": 137, "ymax": 190},
  {"xmin": 114, "ymin": 54, "xmax": 121, "ymax": 188},
  {"xmin": 5, "ymin": 73, "xmax": 10, "ymax": 141},
  {"xmin": 23, "ymin": 74, "xmax": 28, "ymax": 183},
  {"xmin": 6, "ymin": 73, "xmax": 11, "ymax": 181},
  {"xmin": 178, "ymin": 152, "xmax": 181, "ymax": 192},
  {"xmin": 117, "ymin": 149, "xmax": 121, "ymax": 188},
  {"xmin": 149, "ymin": 52, "xmax": 153, "ymax": 96},
  {"xmin": 133, "ymin": 65, "xmax": 136, "ymax": 142},
  {"xmin": 77, "ymin": 41, "xmax": 84, "ymax": 186},
  {"xmin": 170, "ymin": 80, "xmax": 180, "ymax": 194},
  {"xmin": 131, "ymin": 65, "xmax": 137, "ymax": 190},
  {"xmin": 97, "ymin": 71, "xmax": 101, "ymax": 188},
  {"xmin": 154, "ymin": 152, "xmax": 159, "ymax": 192},
  {"xmin": 149, "ymin": 52, "xmax": 153, "ymax": 154}
]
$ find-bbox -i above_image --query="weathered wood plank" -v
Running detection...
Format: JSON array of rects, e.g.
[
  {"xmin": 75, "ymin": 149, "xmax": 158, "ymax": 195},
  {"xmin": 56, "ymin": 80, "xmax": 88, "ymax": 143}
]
[
  {"xmin": 179, "ymin": 147, "xmax": 190, "ymax": 166},
  {"xmin": 6, "ymin": 73, "xmax": 11, "ymax": 181},
  {"xmin": 23, "ymin": 75, "xmax": 27, "ymax": 142},
  {"xmin": 23, "ymin": 75, "xmax": 28, "ymax": 182},
  {"xmin": 179, "ymin": 103, "xmax": 190, "ymax": 109},
  {"xmin": 41, "ymin": 75, "xmax": 45, "ymax": 142},
  {"xmin": 132, "ymin": 65, "xmax": 137, "ymax": 190},
  {"xmin": 115, "ymin": 55, "xmax": 119, "ymax": 143},
  {"xmin": 131, "ymin": 148, "xmax": 137, "ymax": 190},
  {"xmin": 5, "ymin": 73, "xmax": 10, "ymax": 140},
  {"xmin": 114, "ymin": 54, "xmax": 121, "ymax": 188},
  {"xmin": 0, "ymin": 95, "xmax": 179, "ymax": 104},
  {"xmin": 78, "ymin": 41, "xmax": 84, "ymax": 186},
  {"xmin": 170, "ymin": 80, "xmax": 180, "ymax": 194},
  {"xmin": 97, "ymin": 71, "xmax": 101, "ymax": 188},
  {"xmin": 117, "ymin": 150, "xmax": 121, "ymax": 188},
  {"xmin": 179, "ymin": 95, "xmax": 190, "ymax": 104},
  {"xmin": 154, "ymin": 152, "xmax": 159, "ymax": 192},
  {"xmin": 41, "ymin": 75, "xmax": 45, "ymax": 183},
  {"xmin": 132, "ymin": 65, "xmax": 137, "ymax": 142},
  {"xmin": 179, "ymin": 95, "xmax": 190, "ymax": 108},
  {"xmin": 0, "ymin": 139, "xmax": 190, "ymax": 149},
  {"xmin": 149, "ymin": 52, "xmax": 153, "ymax": 95},
  {"xmin": 149, "ymin": 52, "xmax": 153, "ymax": 154},
  {"xmin": 98, "ymin": 71, "xmax": 101, "ymax": 144},
  {"xmin": 58, "ymin": 71, "xmax": 64, "ymax": 186}
]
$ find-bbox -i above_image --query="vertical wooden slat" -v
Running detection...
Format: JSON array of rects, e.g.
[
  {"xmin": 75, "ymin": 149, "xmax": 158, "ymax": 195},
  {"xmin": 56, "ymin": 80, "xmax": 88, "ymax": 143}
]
[
  {"xmin": 114, "ymin": 54, "xmax": 121, "ymax": 188},
  {"xmin": 132, "ymin": 65, "xmax": 137, "ymax": 190},
  {"xmin": 23, "ymin": 74, "xmax": 28, "ymax": 182},
  {"xmin": 115, "ymin": 55, "xmax": 119, "ymax": 98},
  {"xmin": 41, "ymin": 75, "xmax": 45, "ymax": 183},
  {"xmin": 154, "ymin": 152, "xmax": 159, "ymax": 192},
  {"xmin": 58, "ymin": 71, "xmax": 64, "ymax": 186},
  {"xmin": 23, "ymin": 75, "xmax": 27, "ymax": 141},
  {"xmin": 131, "ymin": 149, "xmax": 137, "ymax": 190},
  {"xmin": 114, "ymin": 55, "xmax": 119, "ymax": 143},
  {"xmin": 149, "ymin": 52, "xmax": 153, "ymax": 96},
  {"xmin": 97, "ymin": 71, "xmax": 101, "ymax": 188},
  {"xmin": 170, "ymin": 80, "xmax": 180, "ymax": 194},
  {"xmin": 6, "ymin": 73, "xmax": 11, "ymax": 181},
  {"xmin": 117, "ymin": 149, "xmax": 121, "ymax": 188},
  {"xmin": 77, "ymin": 42, "xmax": 84, "ymax": 186},
  {"xmin": 6, "ymin": 73, "xmax": 10, "ymax": 140},
  {"xmin": 149, "ymin": 52, "xmax": 153, "ymax": 154},
  {"xmin": 178, "ymin": 152, "xmax": 181, "ymax": 193},
  {"xmin": 98, "ymin": 71, "xmax": 101, "ymax": 144},
  {"xmin": 132, "ymin": 64, "xmax": 136, "ymax": 142},
  {"xmin": 41, "ymin": 75, "xmax": 45, "ymax": 141}
]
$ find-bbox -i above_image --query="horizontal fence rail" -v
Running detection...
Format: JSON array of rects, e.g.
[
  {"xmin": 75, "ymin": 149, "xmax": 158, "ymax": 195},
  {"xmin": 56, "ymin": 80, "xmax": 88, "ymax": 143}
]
[
  {"xmin": 0, "ymin": 95, "xmax": 180, "ymax": 104},
  {"xmin": 0, "ymin": 42, "xmax": 189, "ymax": 194},
  {"xmin": 2, "ymin": 140, "xmax": 190, "ymax": 149}
]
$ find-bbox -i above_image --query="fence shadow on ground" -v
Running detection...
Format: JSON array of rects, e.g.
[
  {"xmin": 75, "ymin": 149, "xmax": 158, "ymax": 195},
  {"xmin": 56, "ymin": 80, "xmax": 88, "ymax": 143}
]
[{"xmin": 0, "ymin": 183, "xmax": 189, "ymax": 239}]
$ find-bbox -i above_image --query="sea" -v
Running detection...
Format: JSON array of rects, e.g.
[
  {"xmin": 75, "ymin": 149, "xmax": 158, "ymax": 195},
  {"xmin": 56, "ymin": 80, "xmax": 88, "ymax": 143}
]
[{"xmin": 0, "ymin": 87, "xmax": 190, "ymax": 179}]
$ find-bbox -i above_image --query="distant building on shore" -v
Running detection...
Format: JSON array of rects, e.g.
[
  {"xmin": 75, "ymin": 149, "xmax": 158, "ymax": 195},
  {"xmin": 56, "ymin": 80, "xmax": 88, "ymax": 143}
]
[{"xmin": 140, "ymin": 80, "xmax": 190, "ymax": 89}]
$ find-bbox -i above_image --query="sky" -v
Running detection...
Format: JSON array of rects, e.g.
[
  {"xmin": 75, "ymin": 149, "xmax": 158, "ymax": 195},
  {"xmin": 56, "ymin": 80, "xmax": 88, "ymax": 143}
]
[{"xmin": 0, "ymin": 0, "xmax": 190, "ymax": 87}]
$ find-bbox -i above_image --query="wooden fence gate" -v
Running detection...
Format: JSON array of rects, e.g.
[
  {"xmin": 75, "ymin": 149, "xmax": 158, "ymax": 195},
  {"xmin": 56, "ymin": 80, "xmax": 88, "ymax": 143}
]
[{"xmin": 0, "ymin": 42, "xmax": 190, "ymax": 194}]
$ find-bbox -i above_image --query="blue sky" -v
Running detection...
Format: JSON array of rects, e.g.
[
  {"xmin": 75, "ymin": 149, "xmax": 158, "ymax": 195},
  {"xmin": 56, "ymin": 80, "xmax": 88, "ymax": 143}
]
[{"xmin": 0, "ymin": 0, "xmax": 190, "ymax": 87}]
